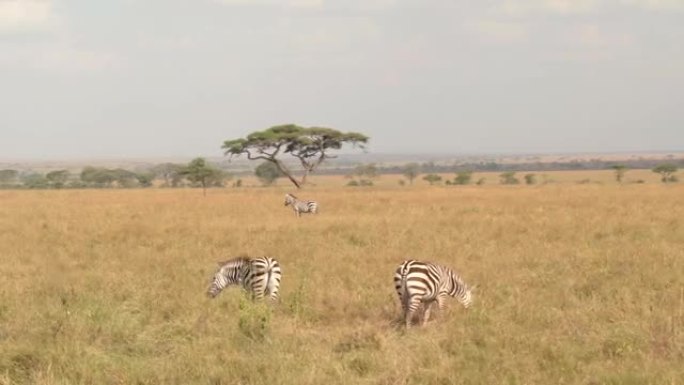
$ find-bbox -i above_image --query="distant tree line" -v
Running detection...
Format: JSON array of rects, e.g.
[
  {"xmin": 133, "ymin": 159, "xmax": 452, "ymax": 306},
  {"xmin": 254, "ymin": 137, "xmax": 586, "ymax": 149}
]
[
  {"xmin": 318, "ymin": 157, "xmax": 684, "ymax": 176},
  {"xmin": 0, "ymin": 157, "xmax": 680, "ymax": 190},
  {"xmin": 391, "ymin": 162, "xmax": 679, "ymax": 186},
  {"xmin": 0, "ymin": 158, "xmax": 234, "ymax": 191}
]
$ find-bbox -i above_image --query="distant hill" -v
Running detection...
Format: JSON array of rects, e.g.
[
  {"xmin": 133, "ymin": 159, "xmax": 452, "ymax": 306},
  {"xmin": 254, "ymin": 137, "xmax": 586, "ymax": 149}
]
[{"xmin": 1, "ymin": 151, "xmax": 683, "ymax": 174}]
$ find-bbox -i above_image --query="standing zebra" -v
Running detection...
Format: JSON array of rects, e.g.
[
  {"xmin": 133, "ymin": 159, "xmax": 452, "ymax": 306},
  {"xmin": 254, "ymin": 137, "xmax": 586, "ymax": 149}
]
[
  {"xmin": 394, "ymin": 259, "xmax": 474, "ymax": 328},
  {"xmin": 207, "ymin": 256, "xmax": 281, "ymax": 301},
  {"xmin": 284, "ymin": 193, "xmax": 319, "ymax": 217}
]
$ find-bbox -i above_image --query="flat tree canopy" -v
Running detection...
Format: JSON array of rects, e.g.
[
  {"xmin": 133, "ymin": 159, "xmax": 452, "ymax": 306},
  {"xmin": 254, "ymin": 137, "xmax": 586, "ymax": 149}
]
[{"xmin": 222, "ymin": 124, "xmax": 368, "ymax": 188}]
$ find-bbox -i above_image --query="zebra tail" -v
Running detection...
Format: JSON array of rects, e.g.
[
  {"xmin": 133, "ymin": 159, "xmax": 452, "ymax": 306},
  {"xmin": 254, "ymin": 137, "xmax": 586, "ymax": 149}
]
[
  {"xmin": 266, "ymin": 260, "xmax": 280, "ymax": 301},
  {"xmin": 400, "ymin": 262, "xmax": 411, "ymax": 308}
]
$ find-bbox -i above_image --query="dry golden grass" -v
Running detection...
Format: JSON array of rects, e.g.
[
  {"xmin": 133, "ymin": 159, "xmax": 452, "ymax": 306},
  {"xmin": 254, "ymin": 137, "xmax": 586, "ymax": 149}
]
[{"xmin": 1, "ymin": 172, "xmax": 683, "ymax": 384}]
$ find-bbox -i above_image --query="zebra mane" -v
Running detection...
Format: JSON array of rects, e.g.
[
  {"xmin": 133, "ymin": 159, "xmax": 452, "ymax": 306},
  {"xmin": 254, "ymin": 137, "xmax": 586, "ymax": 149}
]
[
  {"xmin": 286, "ymin": 193, "xmax": 298, "ymax": 199},
  {"xmin": 217, "ymin": 255, "xmax": 251, "ymax": 267},
  {"xmin": 445, "ymin": 266, "xmax": 469, "ymax": 290}
]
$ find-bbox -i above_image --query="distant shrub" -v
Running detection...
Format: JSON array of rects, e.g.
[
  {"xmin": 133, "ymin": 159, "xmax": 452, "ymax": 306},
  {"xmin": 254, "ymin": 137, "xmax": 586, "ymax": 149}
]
[
  {"xmin": 398, "ymin": 180, "xmax": 406, "ymax": 186},
  {"xmin": 348, "ymin": 179, "xmax": 373, "ymax": 186},
  {"xmin": 476, "ymin": 178, "xmax": 486, "ymax": 185},
  {"xmin": 453, "ymin": 171, "xmax": 473, "ymax": 185},
  {"xmin": 67, "ymin": 181, "xmax": 87, "ymax": 189},
  {"xmin": 524, "ymin": 173, "xmax": 536, "ymax": 185},
  {"xmin": 499, "ymin": 172, "xmax": 519, "ymax": 185},
  {"xmin": 423, "ymin": 174, "xmax": 442, "ymax": 185},
  {"xmin": 21, "ymin": 173, "xmax": 49, "ymax": 189}
]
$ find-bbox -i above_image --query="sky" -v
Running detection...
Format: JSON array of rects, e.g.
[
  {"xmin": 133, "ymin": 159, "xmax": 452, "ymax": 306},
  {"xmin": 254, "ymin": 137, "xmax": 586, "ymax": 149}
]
[{"xmin": 1, "ymin": 0, "xmax": 683, "ymax": 160}]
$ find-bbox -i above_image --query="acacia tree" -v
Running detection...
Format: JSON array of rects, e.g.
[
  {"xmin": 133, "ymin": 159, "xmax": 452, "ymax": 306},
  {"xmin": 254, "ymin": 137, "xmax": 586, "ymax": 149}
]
[
  {"xmin": 611, "ymin": 165, "xmax": 628, "ymax": 183},
  {"xmin": 255, "ymin": 161, "xmax": 283, "ymax": 186},
  {"xmin": 46, "ymin": 170, "xmax": 70, "ymax": 188},
  {"xmin": 181, "ymin": 158, "xmax": 221, "ymax": 196},
  {"xmin": 152, "ymin": 163, "xmax": 185, "ymax": 187},
  {"xmin": 423, "ymin": 174, "xmax": 442, "ymax": 185},
  {"xmin": 222, "ymin": 124, "xmax": 368, "ymax": 189},
  {"xmin": 0, "ymin": 170, "xmax": 18, "ymax": 185},
  {"xmin": 652, "ymin": 164, "xmax": 678, "ymax": 183},
  {"xmin": 401, "ymin": 163, "xmax": 420, "ymax": 185}
]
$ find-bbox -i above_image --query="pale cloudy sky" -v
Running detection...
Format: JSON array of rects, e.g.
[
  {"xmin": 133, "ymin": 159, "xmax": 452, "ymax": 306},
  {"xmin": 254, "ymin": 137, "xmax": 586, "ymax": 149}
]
[{"xmin": 1, "ymin": 0, "xmax": 683, "ymax": 159}]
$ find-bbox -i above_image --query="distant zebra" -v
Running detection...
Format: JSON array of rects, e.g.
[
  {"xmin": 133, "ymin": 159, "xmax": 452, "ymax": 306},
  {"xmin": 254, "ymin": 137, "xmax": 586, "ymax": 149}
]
[
  {"xmin": 284, "ymin": 193, "xmax": 319, "ymax": 217},
  {"xmin": 394, "ymin": 260, "xmax": 474, "ymax": 327},
  {"xmin": 207, "ymin": 256, "xmax": 281, "ymax": 301}
]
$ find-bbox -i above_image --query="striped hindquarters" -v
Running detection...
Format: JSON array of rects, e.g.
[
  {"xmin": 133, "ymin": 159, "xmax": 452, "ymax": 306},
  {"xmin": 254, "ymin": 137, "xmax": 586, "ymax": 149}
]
[
  {"xmin": 304, "ymin": 201, "xmax": 318, "ymax": 214},
  {"xmin": 394, "ymin": 260, "xmax": 442, "ymax": 305},
  {"xmin": 245, "ymin": 257, "xmax": 282, "ymax": 301}
]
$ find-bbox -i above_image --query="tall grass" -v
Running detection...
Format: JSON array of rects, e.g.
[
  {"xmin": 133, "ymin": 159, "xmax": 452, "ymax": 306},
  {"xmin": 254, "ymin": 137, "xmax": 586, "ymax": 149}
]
[{"xmin": 0, "ymin": 178, "xmax": 682, "ymax": 384}]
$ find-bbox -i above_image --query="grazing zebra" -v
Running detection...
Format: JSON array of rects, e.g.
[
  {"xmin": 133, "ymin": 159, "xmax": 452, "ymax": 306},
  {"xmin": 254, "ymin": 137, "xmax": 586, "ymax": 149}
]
[
  {"xmin": 284, "ymin": 193, "xmax": 319, "ymax": 217},
  {"xmin": 207, "ymin": 256, "xmax": 281, "ymax": 301},
  {"xmin": 393, "ymin": 260, "xmax": 474, "ymax": 327}
]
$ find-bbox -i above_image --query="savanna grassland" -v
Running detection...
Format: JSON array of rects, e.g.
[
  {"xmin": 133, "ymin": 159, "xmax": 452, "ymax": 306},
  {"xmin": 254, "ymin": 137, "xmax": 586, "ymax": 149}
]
[{"xmin": 1, "ymin": 171, "xmax": 683, "ymax": 385}]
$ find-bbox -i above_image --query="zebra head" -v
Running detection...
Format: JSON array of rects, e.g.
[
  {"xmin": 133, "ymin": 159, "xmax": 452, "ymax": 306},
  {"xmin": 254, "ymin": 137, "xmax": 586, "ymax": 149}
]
[
  {"xmin": 447, "ymin": 270, "xmax": 474, "ymax": 309},
  {"xmin": 207, "ymin": 258, "xmax": 250, "ymax": 298},
  {"xmin": 284, "ymin": 193, "xmax": 296, "ymax": 206},
  {"xmin": 207, "ymin": 270, "xmax": 228, "ymax": 298},
  {"xmin": 459, "ymin": 286, "xmax": 474, "ymax": 309}
]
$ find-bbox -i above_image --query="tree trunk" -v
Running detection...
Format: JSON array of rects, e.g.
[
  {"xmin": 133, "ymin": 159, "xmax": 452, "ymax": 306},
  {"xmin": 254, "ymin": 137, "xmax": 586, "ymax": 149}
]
[
  {"xmin": 299, "ymin": 169, "xmax": 311, "ymax": 187},
  {"xmin": 272, "ymin": 160, "xmax": 301, "ymax": 189}
]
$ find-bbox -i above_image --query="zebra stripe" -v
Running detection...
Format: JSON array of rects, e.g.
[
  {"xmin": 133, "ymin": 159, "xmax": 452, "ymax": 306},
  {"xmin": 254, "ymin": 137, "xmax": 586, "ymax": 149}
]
[
  {"xmin": 393, "ymin": 260, "xmax": 473, "ymax": 327},
  {"xmin": 208, "ymin": 256, "xmax": 281, "ymax": 301},
  {"xmin": 284, "ymin": 193, "xmax": 319, "ymax": 217}
]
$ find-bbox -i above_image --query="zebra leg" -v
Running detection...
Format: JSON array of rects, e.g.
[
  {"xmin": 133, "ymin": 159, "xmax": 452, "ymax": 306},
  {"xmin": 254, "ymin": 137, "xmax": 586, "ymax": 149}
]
[
  {"xmin": 268, "ymin": 286, "xmax": 280, "ymax": 302},
  {"xmin": 405, "ymin": 295, "xmax": 422, "ymax": 328},
  {"xmin": 421, "ymin": 301, "xmax": 434, "ymax": 326},
  {"xmin": 252, "ymin": 289, "xmax": 265, "ymax": 301},
  {"xmin": 437, "ymin": 293, "xmax": 448, "ymax": 312}
]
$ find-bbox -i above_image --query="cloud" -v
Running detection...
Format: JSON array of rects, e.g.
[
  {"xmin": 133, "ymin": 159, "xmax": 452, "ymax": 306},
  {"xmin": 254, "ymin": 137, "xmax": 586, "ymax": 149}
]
[
  {"xmin": 542, "ymin": 0, "xmax": 600, "ymax": 14},
  {"xmin": 494, "ymin": 0, "xmax": 600, "ymax": 17},
  {"xmin": 33, "ymin": 45, "xmax": 123, "ymax": 71},
  {"xmin": 463, "ymin": 20, "xmax": 528, "ymax": 43},
  {"xmin": 621, "ymin": 0, "xmax": 684, "ymax": 10},
  {"xmin": 1, "ymin": 40, "xmax": 123, "ymax": 72},
  {"xmin": 572, "ymin": 24, "xmax": 633, "ymax": 48},
  {"xmin": 0, "ymin": 0, "xmax": 54, "ymax": 34},
  {"xmin": 211, "ymin": 0, "xmax": 323, "ymax": 8}
]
